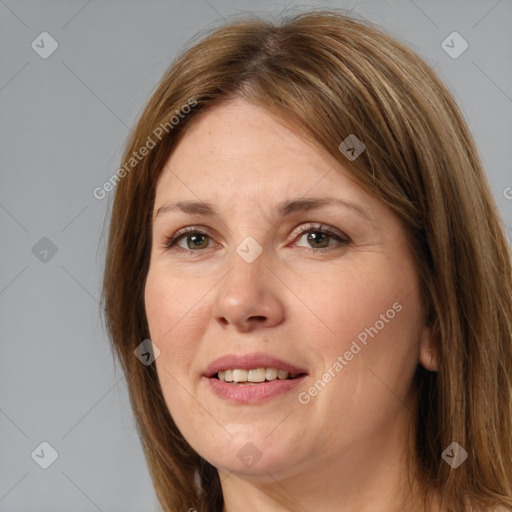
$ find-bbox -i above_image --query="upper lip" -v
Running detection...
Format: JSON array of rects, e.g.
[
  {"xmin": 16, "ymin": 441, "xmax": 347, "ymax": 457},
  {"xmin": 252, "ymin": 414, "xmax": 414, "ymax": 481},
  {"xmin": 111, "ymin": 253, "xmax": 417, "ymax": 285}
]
[{"xmin": 203, "ymin": 353, "xmax": 309, "ymax": 378}]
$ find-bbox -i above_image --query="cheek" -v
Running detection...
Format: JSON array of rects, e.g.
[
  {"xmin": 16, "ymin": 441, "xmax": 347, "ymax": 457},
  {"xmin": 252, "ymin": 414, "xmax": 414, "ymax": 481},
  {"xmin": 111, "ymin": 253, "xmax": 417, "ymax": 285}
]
[
  {"xmin": 144, "ymin": 269, "xmax": 212, "ymax": 437},
  {"xmin": 296, "ymin": 269, "xmax": 422, "ymax": 445},
  {"xmin": 311, "ymin": 271, "xmax": 422, "ymax": 408},
  {"xmin": 144, "ymin": 268, "xmax": 208, "ymax": 368},
  {"xmin": 293, "ymin": 259, "xmax": 421, "ymax": 362}
]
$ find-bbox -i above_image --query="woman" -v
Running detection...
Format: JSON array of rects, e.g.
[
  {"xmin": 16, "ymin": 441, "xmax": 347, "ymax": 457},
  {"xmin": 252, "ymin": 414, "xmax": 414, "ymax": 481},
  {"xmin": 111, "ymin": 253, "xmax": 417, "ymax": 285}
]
[{"xmin": 101, "ymin": 8, "xmax": 512, "ymax": 512}]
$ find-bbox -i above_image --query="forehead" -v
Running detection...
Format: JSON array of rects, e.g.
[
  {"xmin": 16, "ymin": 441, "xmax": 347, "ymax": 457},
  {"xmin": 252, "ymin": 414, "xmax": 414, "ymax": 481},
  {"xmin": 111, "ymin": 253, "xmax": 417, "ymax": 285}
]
[{"xmin": 154, "ymin": 98, "xmax": 366, "ymax": 207}]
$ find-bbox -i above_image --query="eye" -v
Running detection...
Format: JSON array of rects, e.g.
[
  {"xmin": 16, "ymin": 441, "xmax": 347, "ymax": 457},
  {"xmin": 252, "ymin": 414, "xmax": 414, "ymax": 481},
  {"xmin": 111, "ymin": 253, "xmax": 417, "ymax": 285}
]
[
  {"xmin": 165, "ymin": 227, "xmax": 215, "ymax": 251},
  {"xmin": 291, "ymin": 223, "xmax": 349, "ymax": 250},
  {"xmin": 163, "ymin": 223, "xmax": 349, "ymax": 254}
]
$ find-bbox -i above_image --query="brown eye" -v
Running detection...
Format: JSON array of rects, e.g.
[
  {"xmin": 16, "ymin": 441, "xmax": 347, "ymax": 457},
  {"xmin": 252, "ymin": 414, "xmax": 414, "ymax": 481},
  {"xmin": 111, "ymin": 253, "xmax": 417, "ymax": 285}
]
[
  {"xmin": 293, "ymin": 224, "xmax": 349, "ymax": 250},
  {"xmin": 183, "ymin": 233, "xmax": 210, "ymax": 250},
  {"xmin": 166, "ymin": 230, "xmax": 213, "ymax": 251},
  {"xmin": 304, "ymin": 231, "xmax": 330, "ymax": 248}
]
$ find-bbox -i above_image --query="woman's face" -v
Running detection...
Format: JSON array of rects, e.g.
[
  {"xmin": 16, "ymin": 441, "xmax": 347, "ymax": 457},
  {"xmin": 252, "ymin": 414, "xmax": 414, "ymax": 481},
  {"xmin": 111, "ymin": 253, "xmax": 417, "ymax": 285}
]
[{"xmin": 145, "ymin": 98, "xmax": 431, "ymax": 480}]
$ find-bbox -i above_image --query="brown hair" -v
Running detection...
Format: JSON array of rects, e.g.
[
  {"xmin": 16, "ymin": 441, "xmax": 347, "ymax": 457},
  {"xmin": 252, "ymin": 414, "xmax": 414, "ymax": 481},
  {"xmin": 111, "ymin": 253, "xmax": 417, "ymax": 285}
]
[{"xmin": 101, "ymin": 8, "xmax": 512, "ymax": 512}]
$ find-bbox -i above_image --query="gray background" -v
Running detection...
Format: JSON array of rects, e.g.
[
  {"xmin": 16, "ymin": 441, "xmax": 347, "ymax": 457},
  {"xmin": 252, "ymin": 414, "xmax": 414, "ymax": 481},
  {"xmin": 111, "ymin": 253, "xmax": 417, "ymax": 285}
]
[{"xmin": 1, "ymin": 0, "xmax": 511, "ymax": 510}]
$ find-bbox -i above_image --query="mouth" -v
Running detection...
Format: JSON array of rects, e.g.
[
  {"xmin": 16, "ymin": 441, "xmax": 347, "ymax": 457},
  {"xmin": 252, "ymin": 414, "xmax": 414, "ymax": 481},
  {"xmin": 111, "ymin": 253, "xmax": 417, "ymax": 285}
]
[
  {"xmin": 203, "ymin": 353, "xmax": 308, "ymax": 403},
  {"xmin": 214, "ymin": 367, "xmax": 306, "ymax": 384}
]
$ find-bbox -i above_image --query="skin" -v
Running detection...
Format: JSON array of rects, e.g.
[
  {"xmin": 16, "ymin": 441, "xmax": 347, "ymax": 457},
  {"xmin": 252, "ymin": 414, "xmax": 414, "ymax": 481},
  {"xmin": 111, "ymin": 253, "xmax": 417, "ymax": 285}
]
[{"xmin": 144, "ymin": 98, "xmax": 439, "ymax": 512}]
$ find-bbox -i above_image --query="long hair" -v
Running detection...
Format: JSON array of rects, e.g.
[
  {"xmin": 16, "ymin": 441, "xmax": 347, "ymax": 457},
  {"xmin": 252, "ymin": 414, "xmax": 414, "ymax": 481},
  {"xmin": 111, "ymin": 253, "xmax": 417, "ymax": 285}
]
[{"xmin": 101, "ymin": 9, "xmax": 512, "ymax": 512}]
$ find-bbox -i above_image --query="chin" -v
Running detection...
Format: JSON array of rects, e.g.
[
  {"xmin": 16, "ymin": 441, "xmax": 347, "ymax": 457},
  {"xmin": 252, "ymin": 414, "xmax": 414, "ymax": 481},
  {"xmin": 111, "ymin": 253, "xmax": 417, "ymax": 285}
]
[{"xmin": 196, "ymin": 434, "xmax": 303, "ymax": 479}]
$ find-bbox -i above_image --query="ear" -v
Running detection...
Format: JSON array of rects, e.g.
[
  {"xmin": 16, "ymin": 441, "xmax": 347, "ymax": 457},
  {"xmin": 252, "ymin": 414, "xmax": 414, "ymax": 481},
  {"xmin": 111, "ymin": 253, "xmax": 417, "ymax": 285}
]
[{"xmin": 418, "ymin": 325, "xmax": 439, "ymax": 372}]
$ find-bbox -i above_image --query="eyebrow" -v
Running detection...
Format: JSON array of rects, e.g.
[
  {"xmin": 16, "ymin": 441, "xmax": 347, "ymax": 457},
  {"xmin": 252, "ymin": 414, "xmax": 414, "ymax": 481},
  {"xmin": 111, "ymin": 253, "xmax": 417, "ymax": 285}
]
[{"xmin": 154, "ymin": 197, "xmax": 373, "ymax": 222}]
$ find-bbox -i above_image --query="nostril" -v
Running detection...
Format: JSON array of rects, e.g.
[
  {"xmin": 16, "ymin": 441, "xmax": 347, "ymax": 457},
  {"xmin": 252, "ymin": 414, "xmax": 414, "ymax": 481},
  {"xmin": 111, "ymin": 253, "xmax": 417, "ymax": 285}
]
[{"xmin": 249, "ymin": 315, "xmax": 266, "ymax": 322}]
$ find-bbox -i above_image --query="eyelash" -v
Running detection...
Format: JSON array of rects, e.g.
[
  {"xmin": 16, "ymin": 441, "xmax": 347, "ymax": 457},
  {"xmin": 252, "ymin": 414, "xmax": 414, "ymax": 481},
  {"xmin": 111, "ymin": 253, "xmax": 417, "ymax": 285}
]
[{"xmin": 163, "ymin": 223, "xmax": 350, "ymax": 254}]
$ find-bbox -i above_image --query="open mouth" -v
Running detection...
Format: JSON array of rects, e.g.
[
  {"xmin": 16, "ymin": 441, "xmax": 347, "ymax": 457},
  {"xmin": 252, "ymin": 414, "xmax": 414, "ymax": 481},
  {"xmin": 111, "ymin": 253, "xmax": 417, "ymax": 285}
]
[
  {"xmin": 214, "ymin": 368, "xmax": 307, "ymax": 384},
  {"xmin": 205, "ymin": 357, "xmax": 309, "ymax": 403}
]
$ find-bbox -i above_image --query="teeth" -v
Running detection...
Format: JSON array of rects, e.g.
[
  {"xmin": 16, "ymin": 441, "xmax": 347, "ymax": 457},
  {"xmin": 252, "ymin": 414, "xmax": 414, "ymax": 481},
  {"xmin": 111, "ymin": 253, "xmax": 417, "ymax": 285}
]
[
  {"xmin": 233, "ymin": 369, "xmax": 247, "ymax": 383},
  {"xmin": 277, "ymin": 369, "xmax": 289, "ymax": 380},
  {"xmin": 266, "ymin": 368, "xmax": 278, "ymax": 380},
  {"xmin": 248, "ymin": 368, "xmax": 266, "ymax": 382},
  {"xmin": 216, "ymin": 367, "xmax": 300, "ymax": 383}
]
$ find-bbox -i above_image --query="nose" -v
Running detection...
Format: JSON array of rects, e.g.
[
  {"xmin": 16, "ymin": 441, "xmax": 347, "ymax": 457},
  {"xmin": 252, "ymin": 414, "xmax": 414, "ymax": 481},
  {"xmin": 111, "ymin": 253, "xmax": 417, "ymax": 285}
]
[{"xmin": 211, "ymin": 248, "xmax": 285, "ymax": 333}]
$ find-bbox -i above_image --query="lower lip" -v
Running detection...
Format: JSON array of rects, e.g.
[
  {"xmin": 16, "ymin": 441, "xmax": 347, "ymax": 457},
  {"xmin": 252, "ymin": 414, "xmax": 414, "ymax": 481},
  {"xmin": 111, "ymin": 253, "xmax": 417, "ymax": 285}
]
[{"xmin": 205, "ymin": 375, "xmax": 307, "ymax": 404}]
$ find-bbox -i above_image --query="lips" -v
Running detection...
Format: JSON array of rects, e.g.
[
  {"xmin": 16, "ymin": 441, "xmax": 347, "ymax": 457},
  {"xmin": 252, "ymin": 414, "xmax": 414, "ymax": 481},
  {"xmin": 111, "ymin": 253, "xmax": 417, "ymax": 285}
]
[{"xmin": 203, "ymin": 353, "xmax": 308, "ymax": 379}]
